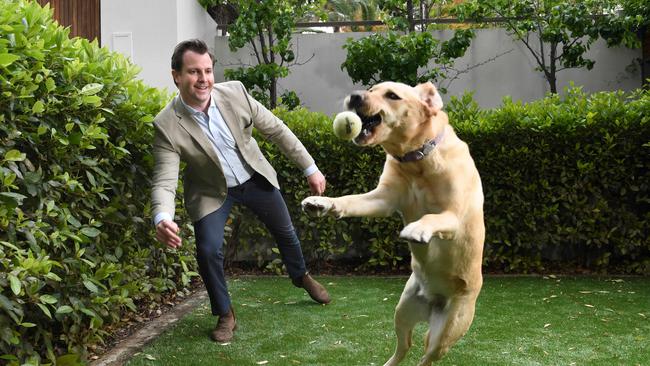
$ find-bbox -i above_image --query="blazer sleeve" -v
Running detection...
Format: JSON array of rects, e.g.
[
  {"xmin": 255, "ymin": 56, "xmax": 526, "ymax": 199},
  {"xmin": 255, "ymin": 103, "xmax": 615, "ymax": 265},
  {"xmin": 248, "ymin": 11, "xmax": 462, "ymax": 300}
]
[
  {"xmin": 240, "ymin": 84, "xmax": 315, "ymax": 170},
  {"xmin": 151, "ymin": 121, "xmax": 180, "ymax": 221}
]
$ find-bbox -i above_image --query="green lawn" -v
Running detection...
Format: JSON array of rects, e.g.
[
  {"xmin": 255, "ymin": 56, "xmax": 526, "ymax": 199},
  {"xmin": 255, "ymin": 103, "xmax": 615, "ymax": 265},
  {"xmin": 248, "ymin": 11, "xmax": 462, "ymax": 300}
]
[{"xmin": 125, "ymin": 276, "xmax": 649, "ymax": 366}]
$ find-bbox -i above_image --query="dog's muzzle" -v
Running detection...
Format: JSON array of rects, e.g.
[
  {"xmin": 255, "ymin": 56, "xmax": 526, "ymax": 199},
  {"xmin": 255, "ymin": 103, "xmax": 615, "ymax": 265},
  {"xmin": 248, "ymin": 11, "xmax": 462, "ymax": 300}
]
[
  {"xmin": 354, "ymin": 113, "xmax": 381, "ymax": 144},
  {"xmin": 346, "ymin": 91, "xmax": 381, "ymax": 144}
]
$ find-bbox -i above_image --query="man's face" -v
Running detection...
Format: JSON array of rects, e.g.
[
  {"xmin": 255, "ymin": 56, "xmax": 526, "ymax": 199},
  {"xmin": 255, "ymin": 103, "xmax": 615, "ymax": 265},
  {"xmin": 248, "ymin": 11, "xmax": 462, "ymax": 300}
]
[{"xmin": 172, "ymin": 50, "xmax": 214, "ymax": 111}]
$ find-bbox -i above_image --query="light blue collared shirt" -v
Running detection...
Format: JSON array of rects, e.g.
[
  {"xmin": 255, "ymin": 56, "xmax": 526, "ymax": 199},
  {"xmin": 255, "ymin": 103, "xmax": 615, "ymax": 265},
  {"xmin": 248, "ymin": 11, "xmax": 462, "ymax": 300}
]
[{"xmin": 154, "ymin": 94, "xmax": 318, "ymax": 226}]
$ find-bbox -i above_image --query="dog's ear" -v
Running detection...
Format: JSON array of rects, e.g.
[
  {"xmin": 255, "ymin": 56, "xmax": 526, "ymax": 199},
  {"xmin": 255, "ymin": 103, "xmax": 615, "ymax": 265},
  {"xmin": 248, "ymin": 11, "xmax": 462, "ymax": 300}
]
[{"xmin": 415, "ymin": 82, "xmax": 443, "ymax": 114}]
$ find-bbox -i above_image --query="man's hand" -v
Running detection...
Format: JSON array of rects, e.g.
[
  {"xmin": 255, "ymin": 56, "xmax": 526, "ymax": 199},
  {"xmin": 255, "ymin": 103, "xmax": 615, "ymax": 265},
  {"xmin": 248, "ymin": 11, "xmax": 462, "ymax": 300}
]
[
  {"xmin": 156, "ymin": 220, "xmax": 182, "ymax": 249},
  {"xmin": 307, "ymin": 170, "xmax": 326, "ymax": 196}
]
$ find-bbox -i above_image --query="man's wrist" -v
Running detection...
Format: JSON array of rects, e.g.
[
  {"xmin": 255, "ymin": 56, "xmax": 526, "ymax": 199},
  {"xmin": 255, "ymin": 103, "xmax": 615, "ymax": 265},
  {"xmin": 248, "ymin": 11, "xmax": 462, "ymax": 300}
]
[
  {"xmin": 153, "ymin": 212, "xmax": 173, "ymax": 226},
  {"xmin": 303, "ymin": 164, "xmax": 318, "ymax": 177}
]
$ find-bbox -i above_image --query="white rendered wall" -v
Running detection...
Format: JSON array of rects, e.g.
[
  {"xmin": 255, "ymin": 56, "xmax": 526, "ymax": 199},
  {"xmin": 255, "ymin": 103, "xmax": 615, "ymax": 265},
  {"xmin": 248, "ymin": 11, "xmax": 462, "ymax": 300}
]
[
  {"xmin": 100, "ymin": 2, "xmax": 640, "ymax": 114},
  {"xmin": 214, "ymin": 29, "xmax": 641, "ymax": 115},
  {"xmin": 101, "ymin": 0, "xmax": 217, "ymax": 93}
]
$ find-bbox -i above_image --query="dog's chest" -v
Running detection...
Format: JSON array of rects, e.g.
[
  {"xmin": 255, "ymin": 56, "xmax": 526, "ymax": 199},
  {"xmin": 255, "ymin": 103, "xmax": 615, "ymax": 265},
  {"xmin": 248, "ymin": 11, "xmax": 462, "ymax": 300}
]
[{"xmin": 398, "ymin": 175, "xmax": 450, "ymax": 223}]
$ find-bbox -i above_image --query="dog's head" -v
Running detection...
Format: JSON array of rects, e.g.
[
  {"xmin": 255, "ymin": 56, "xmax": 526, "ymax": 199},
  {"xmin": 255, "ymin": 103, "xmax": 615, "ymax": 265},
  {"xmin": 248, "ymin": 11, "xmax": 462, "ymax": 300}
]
[{"xmin": 345, "ymin": 81, "xmax": 444, "ymax": 147}]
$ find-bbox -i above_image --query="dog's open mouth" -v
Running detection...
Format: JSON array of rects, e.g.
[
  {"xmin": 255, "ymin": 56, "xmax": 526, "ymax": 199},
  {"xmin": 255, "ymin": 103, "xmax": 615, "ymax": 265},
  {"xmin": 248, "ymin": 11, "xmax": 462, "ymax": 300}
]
[{"xmin": 353, "ymin": 112, "xmax": 381, "ymax": 144}]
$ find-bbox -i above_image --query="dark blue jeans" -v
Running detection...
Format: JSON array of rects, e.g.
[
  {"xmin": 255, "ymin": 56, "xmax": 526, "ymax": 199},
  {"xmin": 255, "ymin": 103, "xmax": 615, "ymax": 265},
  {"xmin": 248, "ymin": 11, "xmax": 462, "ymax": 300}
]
[{"xmin": 193, "ymin": 173, "xmax": 307, "ymax": 316}]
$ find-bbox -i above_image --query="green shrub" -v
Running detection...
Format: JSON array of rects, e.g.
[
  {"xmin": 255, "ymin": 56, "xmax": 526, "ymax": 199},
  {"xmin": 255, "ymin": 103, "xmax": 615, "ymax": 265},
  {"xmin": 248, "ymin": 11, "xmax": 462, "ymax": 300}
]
[
  {"xmin": 0, "ymin": 1, "xmax": 197, "ymax": 364},
  {"xmin": 238, "ymin": 87, "xmax": 649, "ymax": 275},
  {"xmin": 219, "ymin": 107, "xmax": 408, "ymax": 272},
  {"xmin": 450, "ymin": 86, "xmax": 650, "ymax": 273}
]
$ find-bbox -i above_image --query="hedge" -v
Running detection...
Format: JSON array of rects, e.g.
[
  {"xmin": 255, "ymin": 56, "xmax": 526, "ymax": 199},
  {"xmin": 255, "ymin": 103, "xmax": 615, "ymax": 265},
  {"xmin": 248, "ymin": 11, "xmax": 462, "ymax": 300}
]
[
  {"xmin": 0, "ymin": 1, "xmax": 197, "ymax": 364},
  {"xmin": 240, "ymin": 86, "xmax": 649, "ymax": 275},
  {"xmin": 1, "ymin": 1, "xmax": 649, "ymax": 364}
]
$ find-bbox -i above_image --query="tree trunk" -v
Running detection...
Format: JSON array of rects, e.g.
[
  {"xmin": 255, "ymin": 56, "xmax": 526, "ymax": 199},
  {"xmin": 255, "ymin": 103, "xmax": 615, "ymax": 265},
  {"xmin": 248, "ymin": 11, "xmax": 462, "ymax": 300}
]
[
  {"xmin": 549, "ymin": 42, "xmax": 558, "ymax": 93},
  {"xmin": 642, "ymin": 26, "xmax": 649, "ymax": 89},
  {"xmin": 270, "ymin": 77, "xmax": 278, "ymax": 109},
  {"xmin": 407, "ymin": 0, "xmax": 414, "ymax": 32}
]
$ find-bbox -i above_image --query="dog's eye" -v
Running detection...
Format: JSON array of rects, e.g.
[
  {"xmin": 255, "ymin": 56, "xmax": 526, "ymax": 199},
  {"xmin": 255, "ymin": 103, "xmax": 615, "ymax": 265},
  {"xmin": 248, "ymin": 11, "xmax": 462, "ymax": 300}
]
[{"xmin": 386, "ymin": 92, "xmax": 401, "ymax": 100}]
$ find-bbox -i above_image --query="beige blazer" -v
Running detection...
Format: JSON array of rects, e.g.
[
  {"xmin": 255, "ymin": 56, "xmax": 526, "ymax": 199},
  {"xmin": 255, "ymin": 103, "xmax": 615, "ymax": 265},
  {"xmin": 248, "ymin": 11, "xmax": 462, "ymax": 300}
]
[{"xmin": 151, "ymin": 81, "xmax": 315, "ymax": 222}]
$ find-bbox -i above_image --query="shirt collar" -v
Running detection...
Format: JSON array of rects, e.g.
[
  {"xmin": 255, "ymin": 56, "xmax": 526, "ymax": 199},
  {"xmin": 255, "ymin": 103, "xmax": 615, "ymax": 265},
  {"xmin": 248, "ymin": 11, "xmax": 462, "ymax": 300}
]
[{"xmin": 178, "ymin": 94, "xmax": 215, "ymax": 116}]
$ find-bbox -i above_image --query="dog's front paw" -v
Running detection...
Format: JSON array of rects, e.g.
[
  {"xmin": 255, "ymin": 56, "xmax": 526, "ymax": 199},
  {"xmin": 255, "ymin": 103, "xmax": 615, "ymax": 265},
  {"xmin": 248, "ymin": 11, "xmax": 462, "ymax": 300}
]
[
  {"xmin": 301, "ymin": 196, "xmax": 335, "ymax": 217},
  {"xmin": 399, "ymin": 222, "xmax": 434, "ymax": 244},
  {"xmin": 400, "ymin": 222, "xmax": 454, "ymax": 244}
]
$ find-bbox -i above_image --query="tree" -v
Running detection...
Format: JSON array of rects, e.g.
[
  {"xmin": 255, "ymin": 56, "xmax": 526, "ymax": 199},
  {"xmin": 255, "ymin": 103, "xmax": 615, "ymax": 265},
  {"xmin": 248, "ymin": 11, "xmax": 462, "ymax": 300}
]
[
  {"xmin": 605, "ymin": 0, "xmax": 650, "ymax": 86},
  {"xmin": 453, "ymin": 0, "xmax": 634, "ymax": 93},
  {"xmin": 199, "ymin": 0, "xmax": 325, "ymax": 109},
  {"xmin": 341, "ymin": 0, "xmax": 475, "ymax": 89},
  {"xmin": 322, "ymin": 0, "xmax": 383, "ymax": 32},
  {"xmin": 377, "ymin": 0, "xmax": 456, "ymax": 32}
]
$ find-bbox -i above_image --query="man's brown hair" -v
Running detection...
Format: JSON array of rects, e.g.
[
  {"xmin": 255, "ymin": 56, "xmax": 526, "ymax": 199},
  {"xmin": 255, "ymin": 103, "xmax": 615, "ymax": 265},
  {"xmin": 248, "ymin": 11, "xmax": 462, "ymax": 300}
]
[{"xmin": 171, "ymin": 39, "xmax": 215, "ymax": 72}]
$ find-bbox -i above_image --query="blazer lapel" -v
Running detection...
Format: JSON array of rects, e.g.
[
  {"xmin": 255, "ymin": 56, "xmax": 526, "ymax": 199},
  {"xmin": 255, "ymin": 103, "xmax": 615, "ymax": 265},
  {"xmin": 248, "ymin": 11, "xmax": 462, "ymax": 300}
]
[
  {"xmin": 172, "ymin": 96, "xmax": 223, "ymax": 169},
  {"xmin": 213, "ymin": 88, "xmax": 245, "ymax": 143}
]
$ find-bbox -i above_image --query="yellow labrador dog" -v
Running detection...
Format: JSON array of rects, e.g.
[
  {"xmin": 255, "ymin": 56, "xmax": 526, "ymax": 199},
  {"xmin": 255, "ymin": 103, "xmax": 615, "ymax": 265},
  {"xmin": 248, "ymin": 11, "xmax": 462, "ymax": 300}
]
[{"xmin": 302, "ymin": 81, "xmax": 484, "ymax": 365}]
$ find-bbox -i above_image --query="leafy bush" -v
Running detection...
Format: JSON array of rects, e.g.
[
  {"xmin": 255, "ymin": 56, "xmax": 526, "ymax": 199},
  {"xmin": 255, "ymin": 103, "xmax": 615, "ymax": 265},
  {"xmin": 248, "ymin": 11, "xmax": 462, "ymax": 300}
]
[
  {"xmin": 0, "ymin": 1, "xmax": 197, "ymax": 364},
  {"xmin": 342, "ymin": 30, "xmax": 474, "ymax": 91},
  {"xmin": 450, "ymin": 86, "xmax": 650, "ymax": 273},
  {"xmin": 238, "ymin": 87, "xmax": 649, "ymax": 275}
]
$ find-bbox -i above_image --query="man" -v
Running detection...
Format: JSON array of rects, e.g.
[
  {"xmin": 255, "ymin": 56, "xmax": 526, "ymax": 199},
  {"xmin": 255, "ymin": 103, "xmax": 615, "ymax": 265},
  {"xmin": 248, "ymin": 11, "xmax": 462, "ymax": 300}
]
[{"xmin": 151, "ymin": 39, "xmax": 330, "ymax": 343}]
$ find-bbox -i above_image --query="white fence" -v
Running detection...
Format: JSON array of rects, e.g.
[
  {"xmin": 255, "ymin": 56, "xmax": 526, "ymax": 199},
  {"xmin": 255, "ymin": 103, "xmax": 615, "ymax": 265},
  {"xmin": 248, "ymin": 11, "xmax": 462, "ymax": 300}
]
[{"xmin": 213, "ymin": 29, "xmax": 641, "ymax": 115}]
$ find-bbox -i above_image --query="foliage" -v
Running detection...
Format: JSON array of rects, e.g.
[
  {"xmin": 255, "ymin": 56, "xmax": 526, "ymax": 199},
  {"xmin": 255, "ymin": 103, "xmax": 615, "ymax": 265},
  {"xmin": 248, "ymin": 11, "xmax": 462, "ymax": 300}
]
[
  {"xmin": 0, "ymin": 1, "xmax": 197, "ymax": 364},
  {"xmin": 341, "ymin": 0, "xmax": 474, "ymax": 89},
  {"xmin": 452, "ymin": 0, "xmax": 639, "ymax": 94},
  {"xmin": 342, "ymin": 29, "xmax": 473, "ymax": 89},
  {"xmin": 198, "ymin": 0, "xmax": 325, "ymax": 109},
  {"xmin": 377, "ymin": 0, "xmax": 457, "ymax": 32},
  {"xmin": 324, "ymin": 0, "xmax": 383, "ymax": 32},
  {"xmin": 449, "ymin": 85, "xmax": 650, "ymax": 273},
  {"xmin": 236, "ymin": 86, "xmax": 649, "ymax": 274}
]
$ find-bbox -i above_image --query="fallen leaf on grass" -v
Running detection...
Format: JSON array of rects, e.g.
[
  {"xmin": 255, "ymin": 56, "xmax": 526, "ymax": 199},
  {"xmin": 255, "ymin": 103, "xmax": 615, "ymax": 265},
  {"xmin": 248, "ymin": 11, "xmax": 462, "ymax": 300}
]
[
  {"xmin": 144, "ymin": 354, "xmax": 156, "ymax": 361},
  {"xmin": 584, "ymin": 304, "xmax": 594, "ymax": 308},
  {"xmin": 219, "ymin": 342, "xmax": 231, "ymax": 346},
  {"xmin": 544, "ymin": 323, "xmax": 551, "ymax": 328},
  {"xmin": 256, "ymin": 361, "xmax": 269, "ymax": 365}
]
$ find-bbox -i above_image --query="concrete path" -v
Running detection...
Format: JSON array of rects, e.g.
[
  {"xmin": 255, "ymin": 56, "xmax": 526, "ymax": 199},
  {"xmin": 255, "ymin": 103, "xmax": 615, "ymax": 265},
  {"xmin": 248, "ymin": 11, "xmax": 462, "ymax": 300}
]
[{"xmin": 90, "ymin": 290, "xmax": 208, "ymax": 366}]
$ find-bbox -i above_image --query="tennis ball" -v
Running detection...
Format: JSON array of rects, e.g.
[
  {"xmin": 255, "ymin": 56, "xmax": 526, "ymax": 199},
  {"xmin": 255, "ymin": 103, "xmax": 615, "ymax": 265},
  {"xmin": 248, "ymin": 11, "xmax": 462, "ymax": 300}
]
[{"xmin": 332, "ymin": 111, "xmax": 362, "ymax": 140}]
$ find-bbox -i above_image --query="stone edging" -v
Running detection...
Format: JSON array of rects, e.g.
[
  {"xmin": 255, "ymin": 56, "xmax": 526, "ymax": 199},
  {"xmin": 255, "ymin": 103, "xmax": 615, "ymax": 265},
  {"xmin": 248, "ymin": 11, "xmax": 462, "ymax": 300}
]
[{"xmin": 90, "ymin": 290, "xmax": 208, "ymax": 366}]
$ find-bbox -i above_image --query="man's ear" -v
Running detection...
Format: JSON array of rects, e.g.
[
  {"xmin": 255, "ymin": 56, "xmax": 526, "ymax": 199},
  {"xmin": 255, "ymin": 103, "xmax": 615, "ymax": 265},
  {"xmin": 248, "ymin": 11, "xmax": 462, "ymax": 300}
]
[
  {"xmin": 415, "ymin": 81, "xmax": 443, "ymax": 112},
  {"xmin": 172, "ymin": 69, "xmax": 180, "ymax": 85}
]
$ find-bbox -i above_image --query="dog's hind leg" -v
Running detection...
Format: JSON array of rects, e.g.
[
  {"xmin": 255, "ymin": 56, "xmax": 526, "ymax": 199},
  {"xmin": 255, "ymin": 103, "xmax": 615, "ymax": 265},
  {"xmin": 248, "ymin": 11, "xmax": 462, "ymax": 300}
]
[
  {"xmin": 384, "ymin": 276, "xmax": 429, "ymax": 366},
  {"xmin": 417, "ymin": 292, "xmax": 479, "ymax": 366}
]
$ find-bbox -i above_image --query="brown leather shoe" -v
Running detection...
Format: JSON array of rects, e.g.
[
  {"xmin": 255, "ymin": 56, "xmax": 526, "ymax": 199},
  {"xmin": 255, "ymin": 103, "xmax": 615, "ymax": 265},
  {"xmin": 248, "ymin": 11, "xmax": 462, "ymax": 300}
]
[
  {"xmin": 292, "ymin": 273, "xmax": 331, "ymax": 304},
  {"xmin": 210, "ymin": 307, "xmax": 236, "ymax": 343}
]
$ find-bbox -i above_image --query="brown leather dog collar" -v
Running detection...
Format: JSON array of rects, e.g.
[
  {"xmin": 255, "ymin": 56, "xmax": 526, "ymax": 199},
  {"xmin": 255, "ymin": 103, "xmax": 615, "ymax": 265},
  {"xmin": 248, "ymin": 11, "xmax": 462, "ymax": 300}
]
[{"xmin": 392, "ymin": 128, "xmax": 446, "ymax": 163}]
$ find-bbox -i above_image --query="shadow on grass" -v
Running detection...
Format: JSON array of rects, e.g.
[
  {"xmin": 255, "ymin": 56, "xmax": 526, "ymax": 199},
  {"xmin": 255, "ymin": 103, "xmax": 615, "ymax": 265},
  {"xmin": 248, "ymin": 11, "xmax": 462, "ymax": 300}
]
[{"xmin": 124, "ymin": 276, "xmax": 650, "ymax": 366}]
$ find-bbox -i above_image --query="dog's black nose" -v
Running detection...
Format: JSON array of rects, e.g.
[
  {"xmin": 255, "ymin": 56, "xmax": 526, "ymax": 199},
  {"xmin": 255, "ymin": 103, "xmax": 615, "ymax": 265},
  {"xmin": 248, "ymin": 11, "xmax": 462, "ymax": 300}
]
[{"xmin": 347, "ymin": 92, "xmax": 364, "ymax": 109}]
